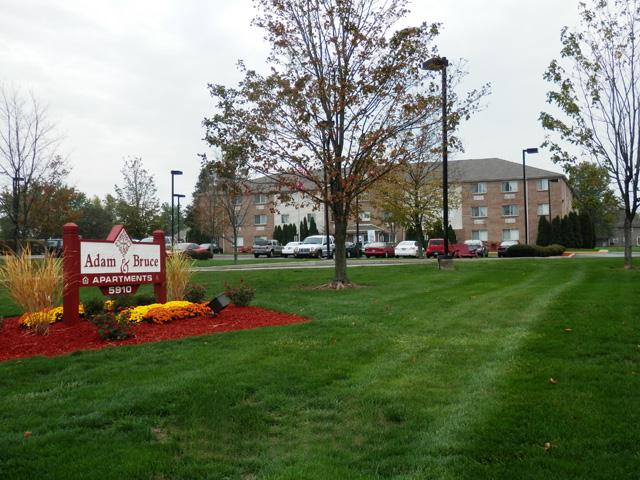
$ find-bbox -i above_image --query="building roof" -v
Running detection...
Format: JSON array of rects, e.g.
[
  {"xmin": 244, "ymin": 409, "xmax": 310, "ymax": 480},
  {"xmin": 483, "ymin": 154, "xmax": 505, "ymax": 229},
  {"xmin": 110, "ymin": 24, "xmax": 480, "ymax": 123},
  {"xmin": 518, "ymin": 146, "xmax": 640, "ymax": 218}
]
[{"xmin": 447, "ymin": 158, "xmax": 565, "ymax": 183}]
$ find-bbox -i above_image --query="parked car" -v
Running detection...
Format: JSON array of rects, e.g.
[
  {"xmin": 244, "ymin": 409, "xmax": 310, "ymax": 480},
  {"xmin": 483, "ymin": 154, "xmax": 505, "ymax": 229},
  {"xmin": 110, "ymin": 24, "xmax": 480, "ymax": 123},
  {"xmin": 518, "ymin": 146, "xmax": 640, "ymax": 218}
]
[
  {"xmin": 199, "ymin": 242, "xmax": 223, "ymax": 254},
  {"xmin": 346, "ymin": 242, "xmax": 362, "ymax": 258},
  {"xmin": 175, "ymin": 242, "xmax": 199, "ymax": 253},
  {"xmin": 46, "ymin": 238, "xmax": 63, "ymax": 257},
  {"xmin": 294, "ymin": 235, "xmax": 335, "ymax": 258},
  {"xmin": 140, "ymin": 236, "xmax": 172, "ymax": 248},
  {"xmin": 426, "ymin": 238, "xmax": 455, "ymax": 258},
  {"xmin": 282, "ymin": 241, "xmax": 302, "ymax": 258},
  {"xmin": 464, "ymin": 240, "xmax": 488, "ymax": 257},
  {"xmin": 186, "ymin": 244, "xmax": 213, "ymax": 259},
  {"xmin": 497, "ymin": 240, "xmax": 519, "ymax": 257},
  {"xmin": 364, "ymin": 242, "xmax": 395, "ymax": 258},
  {"xmin": 395, "ymin": 240, "xmax": 420, "ymax": 258},
  {"xmin": 252, "ymin": 238, "xmax": 283, "ymax": 257},
  {"xmin": 426, "ymin": 238, "xmax": 475, "ymax": 258},
  {"xmin": 454, "ymin": 243, "xmax": 476, "ymax": 258}
]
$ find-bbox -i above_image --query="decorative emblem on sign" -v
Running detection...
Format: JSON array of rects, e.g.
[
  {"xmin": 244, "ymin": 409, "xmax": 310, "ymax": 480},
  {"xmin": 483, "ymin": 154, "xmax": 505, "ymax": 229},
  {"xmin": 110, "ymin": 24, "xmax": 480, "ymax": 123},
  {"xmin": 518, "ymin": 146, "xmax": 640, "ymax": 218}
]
[{"xmin": 114, "ymin": 228, "xmax": 132, "ymax": 257}]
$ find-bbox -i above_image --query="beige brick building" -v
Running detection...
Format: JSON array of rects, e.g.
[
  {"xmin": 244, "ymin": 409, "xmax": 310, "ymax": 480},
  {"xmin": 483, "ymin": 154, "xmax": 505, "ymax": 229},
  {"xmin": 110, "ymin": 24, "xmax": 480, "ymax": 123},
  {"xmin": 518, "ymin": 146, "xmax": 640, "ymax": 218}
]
[
  {"xmin": 218, "ymin": 158, "xmax": 572, "ymax": 251},
  {"xmin": 449, "ymin": 158, "xmax": 572, "ymax": 248}
]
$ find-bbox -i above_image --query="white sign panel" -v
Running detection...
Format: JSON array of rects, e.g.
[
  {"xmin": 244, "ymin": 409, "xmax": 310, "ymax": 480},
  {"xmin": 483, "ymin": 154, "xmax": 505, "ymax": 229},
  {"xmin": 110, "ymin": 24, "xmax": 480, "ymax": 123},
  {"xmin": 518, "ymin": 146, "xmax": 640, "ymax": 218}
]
[{"xmin": 80, "ymin": 229, "xmax": 161, "ymax": 275}]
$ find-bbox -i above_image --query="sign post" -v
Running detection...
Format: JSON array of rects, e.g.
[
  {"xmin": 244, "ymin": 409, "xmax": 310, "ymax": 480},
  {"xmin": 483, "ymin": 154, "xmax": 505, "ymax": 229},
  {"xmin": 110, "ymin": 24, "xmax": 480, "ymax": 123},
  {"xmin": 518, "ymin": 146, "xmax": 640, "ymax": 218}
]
[{"xmin": 62, "ymin": 224, "xmax": 167, "ymax": 324}]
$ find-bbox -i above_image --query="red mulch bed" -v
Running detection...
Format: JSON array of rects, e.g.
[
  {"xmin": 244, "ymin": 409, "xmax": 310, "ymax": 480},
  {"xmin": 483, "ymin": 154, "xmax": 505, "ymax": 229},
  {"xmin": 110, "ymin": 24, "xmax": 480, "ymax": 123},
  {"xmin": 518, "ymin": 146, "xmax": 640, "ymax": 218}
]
[{"xmin": 0, "ymin": 305, "xmax": 308, "ymax": 362}]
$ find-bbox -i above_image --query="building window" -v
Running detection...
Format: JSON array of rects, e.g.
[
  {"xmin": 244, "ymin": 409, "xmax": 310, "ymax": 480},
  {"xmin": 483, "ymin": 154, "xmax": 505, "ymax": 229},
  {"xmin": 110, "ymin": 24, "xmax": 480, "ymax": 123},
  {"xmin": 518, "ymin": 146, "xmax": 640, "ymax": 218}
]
[
  {"xmin": 359, "ymin": 211, "xmax": 371, "ymax": 221},
  {"xmin": 254, "ymin": 214, "xmax": 267, "ymax": 225},
  {"xmin": 502, "ymin": 205, "xmax": 519, "ymax": 216},
  {"xmin": 537, "ymin": 179, "xmax": 549, "ymax": 191},
  {"xmin": 502, "ymin": 229, "xmax": 520, "ymax": 241},
  {"xmin": 254, "ymin": 194, "xmax": 267, "ymax": 204},
  {"xmin": 306, "ymin": 213, "xmax": 316, "ymax": 222},
  {"xmin": 537, "ymin": 203, "xmax": 549, "ymax": 216},
  {"xmin": 472, "ymin": 182, "xmax": 487, "ymax": 194},
  {"xmin": 471, "ymin": 206, "xmax": 488, "ymax": 218},
  {"xmin": 232, "ymin": 196, "xmax": 242, "ymax": 206},
  {"xmin": 501, "ymin": 181, "xmax": 518, "ymax": 193},
  {"xmin": 472, "ymin": 230, "xmax": 488, "ymax": 241},
  {"xmin": 280, "ymin": 214, "xmax": 289, "ymax": 224}
]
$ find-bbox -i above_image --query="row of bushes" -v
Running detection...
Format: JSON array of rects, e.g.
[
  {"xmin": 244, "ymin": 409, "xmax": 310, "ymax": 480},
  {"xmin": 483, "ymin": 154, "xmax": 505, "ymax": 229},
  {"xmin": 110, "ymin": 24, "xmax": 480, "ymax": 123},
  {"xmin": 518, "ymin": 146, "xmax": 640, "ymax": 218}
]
[{"xmin": 505, "ymin": 243, "xmax": 566, "ymax": 257}]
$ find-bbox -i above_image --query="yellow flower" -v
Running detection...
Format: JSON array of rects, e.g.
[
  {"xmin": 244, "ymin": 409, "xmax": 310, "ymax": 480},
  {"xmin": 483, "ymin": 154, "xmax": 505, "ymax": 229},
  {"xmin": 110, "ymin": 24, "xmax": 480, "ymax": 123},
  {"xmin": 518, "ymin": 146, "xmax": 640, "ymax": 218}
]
[
  {"xmin": 20, "ymin": 304, "xmax": 84, "ymax": 328},
  {"xmin": 117, "ymin": 301, "xmax": 212, "ymax": 324}
]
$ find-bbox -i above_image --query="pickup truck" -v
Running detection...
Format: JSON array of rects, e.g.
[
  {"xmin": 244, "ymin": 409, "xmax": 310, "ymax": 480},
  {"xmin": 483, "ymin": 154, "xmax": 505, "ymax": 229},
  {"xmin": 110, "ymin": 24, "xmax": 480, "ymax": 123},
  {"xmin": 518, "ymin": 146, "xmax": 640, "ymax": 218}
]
[
  {"xmin": 426, "ymin": 238, "xmax": 474, "ymax": 258},
  {"xmin": 252, "ymin": 239, "xmax": 283, "ymax": 258}
]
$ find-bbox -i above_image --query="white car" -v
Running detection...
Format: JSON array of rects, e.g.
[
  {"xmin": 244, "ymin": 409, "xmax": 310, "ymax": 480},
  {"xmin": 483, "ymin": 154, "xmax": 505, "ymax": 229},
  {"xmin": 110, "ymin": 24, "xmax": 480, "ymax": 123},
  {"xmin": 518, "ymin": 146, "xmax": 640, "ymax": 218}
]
[
  {"xmin": 282, "ymin": 241, "xmax": 302, "ymax": 258},
  {"xmin": 395, "ymin": 240, "xmax": 420, "ymax": 258}
]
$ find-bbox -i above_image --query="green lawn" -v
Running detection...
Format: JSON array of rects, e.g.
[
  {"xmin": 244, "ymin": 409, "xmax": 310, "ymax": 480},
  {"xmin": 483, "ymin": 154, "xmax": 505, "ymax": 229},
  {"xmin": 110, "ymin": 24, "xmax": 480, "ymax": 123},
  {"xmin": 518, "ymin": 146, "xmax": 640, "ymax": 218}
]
[{"xmin": 0, "ymin": 259, "xmax": 638, "ymax": 479}]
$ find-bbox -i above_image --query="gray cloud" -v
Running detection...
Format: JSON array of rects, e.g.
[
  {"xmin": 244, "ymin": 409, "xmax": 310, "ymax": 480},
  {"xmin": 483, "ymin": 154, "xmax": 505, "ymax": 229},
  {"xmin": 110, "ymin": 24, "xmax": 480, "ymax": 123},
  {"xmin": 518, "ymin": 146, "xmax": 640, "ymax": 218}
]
[{"xmin": 0, "ymin": 0, "xmax": 579, "ymax": 207}]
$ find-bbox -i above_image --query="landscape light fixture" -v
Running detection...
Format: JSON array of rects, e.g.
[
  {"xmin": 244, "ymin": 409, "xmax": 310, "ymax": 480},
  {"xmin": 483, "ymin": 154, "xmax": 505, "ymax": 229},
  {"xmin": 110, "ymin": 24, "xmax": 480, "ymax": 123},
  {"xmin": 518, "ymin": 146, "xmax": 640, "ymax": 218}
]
[
  {"xmin": 174, "ymin": 193, "xmax": 186, "ymax": 243},
  {"xmin": 208, "ymin": 293, "xmax": 231, "ymax": 313},
  {"xmin": 170, "ymin": 170, "xmax": 183, "ymax": 247},
  {"xmin": 422, "ymin": 56, "xmax": 450, "ymax": 262},
  {"xmin": 522, "ymin": 148, "xmax": 539, "ymax": 244}
]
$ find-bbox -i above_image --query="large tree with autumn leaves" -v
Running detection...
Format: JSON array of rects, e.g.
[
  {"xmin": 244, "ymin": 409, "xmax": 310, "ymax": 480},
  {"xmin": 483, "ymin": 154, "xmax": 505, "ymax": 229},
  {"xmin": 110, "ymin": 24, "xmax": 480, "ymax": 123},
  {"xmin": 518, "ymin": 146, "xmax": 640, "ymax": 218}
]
[{"xmin": 205, "ymin": 0, "xmax": 486, "ymax": 286}]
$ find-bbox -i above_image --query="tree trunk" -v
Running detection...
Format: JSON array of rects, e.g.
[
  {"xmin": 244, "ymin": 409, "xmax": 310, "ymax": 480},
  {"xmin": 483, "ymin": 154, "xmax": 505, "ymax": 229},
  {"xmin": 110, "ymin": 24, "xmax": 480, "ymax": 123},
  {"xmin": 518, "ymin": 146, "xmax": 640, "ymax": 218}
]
[
  {"xmin": 623, "ymin": 214, "xmax": 633, "ymax": 269},
  {"xmin": 232, "ymin": 230, "xmax": 238, "ymax": 264},
  {"xmin": 332, "ymin": 214, "xmax": 349, "ymax": 287},
  {"xmin": 415, "ymin": 220, "xmax": 426, "ymax": 259}
]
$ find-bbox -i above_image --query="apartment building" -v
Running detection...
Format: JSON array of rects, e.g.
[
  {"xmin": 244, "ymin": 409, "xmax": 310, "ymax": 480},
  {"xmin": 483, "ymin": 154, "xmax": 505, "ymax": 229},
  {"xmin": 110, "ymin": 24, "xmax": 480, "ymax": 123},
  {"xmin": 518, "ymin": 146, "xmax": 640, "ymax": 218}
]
[
  {"xmin": 220, "ymin": 158, "xmax": 572, "ymax": 250},
  {"xmin": 449, "ymin": 158, "xmax": 572, "ymax": 247}
]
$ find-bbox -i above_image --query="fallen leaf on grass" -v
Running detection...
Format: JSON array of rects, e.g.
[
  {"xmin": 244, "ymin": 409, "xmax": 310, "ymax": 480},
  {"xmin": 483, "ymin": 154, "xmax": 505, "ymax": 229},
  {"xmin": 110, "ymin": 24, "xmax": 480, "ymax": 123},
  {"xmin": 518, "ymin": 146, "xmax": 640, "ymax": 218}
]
[
  {"xmin": 549, "ymin": 377, "xmax": 558, "ymax": 385},
  {"xmin": 564, "ymin": 328, "xmax": 573, "ymax": 332},
  {"xmin": 543, "ymin": 442, "xmax": 552, "ymax": 451},
  {"xmin": 23, "ymin": 431, "xmax": 31, "ymax": 437}
]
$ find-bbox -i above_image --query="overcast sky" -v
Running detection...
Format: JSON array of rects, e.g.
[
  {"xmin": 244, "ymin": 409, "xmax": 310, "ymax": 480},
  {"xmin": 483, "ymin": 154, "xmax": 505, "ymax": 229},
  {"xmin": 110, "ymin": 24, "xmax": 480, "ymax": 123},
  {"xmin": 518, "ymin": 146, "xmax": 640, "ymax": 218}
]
[{"xmin": 0, "ymin": 0, "xmax": 580, "ymax": 205}]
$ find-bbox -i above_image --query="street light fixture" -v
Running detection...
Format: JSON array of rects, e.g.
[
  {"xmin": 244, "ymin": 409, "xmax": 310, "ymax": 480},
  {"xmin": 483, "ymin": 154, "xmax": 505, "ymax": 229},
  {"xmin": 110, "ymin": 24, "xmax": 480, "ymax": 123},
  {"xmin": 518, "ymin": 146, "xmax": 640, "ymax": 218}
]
[
  {"xmin": 422, "ymin": 56, "xmax": 450, "ymax": 261},
  {"xmin": 170, "ymin": 170, "xmax": 183, "ymax": 247},
  {"xmin": 522, "ymin": 148, "xmax": 538, "ymax": 244},
  {"xmin": 173, "ymin": 193, "xmax": 186, "ymax": 243}
]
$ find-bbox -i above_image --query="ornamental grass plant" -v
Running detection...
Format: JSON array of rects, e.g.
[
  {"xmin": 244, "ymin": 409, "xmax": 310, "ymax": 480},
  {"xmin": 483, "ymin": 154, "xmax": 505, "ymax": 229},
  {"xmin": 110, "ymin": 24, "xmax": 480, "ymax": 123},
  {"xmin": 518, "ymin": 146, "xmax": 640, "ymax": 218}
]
[
  {"xmin": 0, "ymin": 248, "xmax": 62, "ymax": 334},
  {"xmin": 166, "ymin": 252, "xmax": 193, "ymax": 301}
]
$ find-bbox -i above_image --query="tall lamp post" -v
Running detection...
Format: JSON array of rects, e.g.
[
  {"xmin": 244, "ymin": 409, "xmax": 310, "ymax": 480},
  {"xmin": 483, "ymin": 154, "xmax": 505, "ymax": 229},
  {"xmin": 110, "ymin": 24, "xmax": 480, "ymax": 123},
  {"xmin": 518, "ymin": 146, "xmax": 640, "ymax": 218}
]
[
  {"xmin": 548, "ymin": 178, "xmax": 560, "ymax": 220},
  {"xmin": 422, "ymin": 56, "xmax": 450, "ymax": 260},
  {"xmin": 174, "ymin": 193, "xmax": 185, "ymax": 243},
  {"xmin": 522, "ymin": 148, "xmax": 538, "ymax": 244},
  {"xmin": 12, "ymin": 176, "xmax": 24, "ymax": 252},
  {"xmin": 317, "ymin": 120, "xmax": 333, "ymax": 259},
  {"xmin": 170, "ymin": 170, "xmax": 183, "ymax": 248}
]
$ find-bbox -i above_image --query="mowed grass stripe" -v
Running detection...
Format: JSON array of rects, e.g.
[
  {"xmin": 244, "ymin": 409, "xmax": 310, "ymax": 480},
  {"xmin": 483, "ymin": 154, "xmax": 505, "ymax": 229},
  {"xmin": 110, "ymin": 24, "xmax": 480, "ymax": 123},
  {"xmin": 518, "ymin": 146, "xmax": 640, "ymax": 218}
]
[{"xmin": 446, "ymin": 261, "xmax": 640, "ymax": 480}]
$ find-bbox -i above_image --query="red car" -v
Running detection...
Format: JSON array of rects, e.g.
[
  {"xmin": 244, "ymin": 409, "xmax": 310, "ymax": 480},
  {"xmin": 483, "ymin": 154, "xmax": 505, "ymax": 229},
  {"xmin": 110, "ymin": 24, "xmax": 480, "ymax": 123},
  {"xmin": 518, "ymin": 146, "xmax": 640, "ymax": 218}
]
[
  {"xmin": 426, "ymin": 238, "xmax": 474, "ymax": 258},
  {"xmin": 426, "ymin": 238, "xmax": 454, "ymax": 258},
  {"xmin": 364, "ymin": 242, "xmax": 395, "ymax": 258}
]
